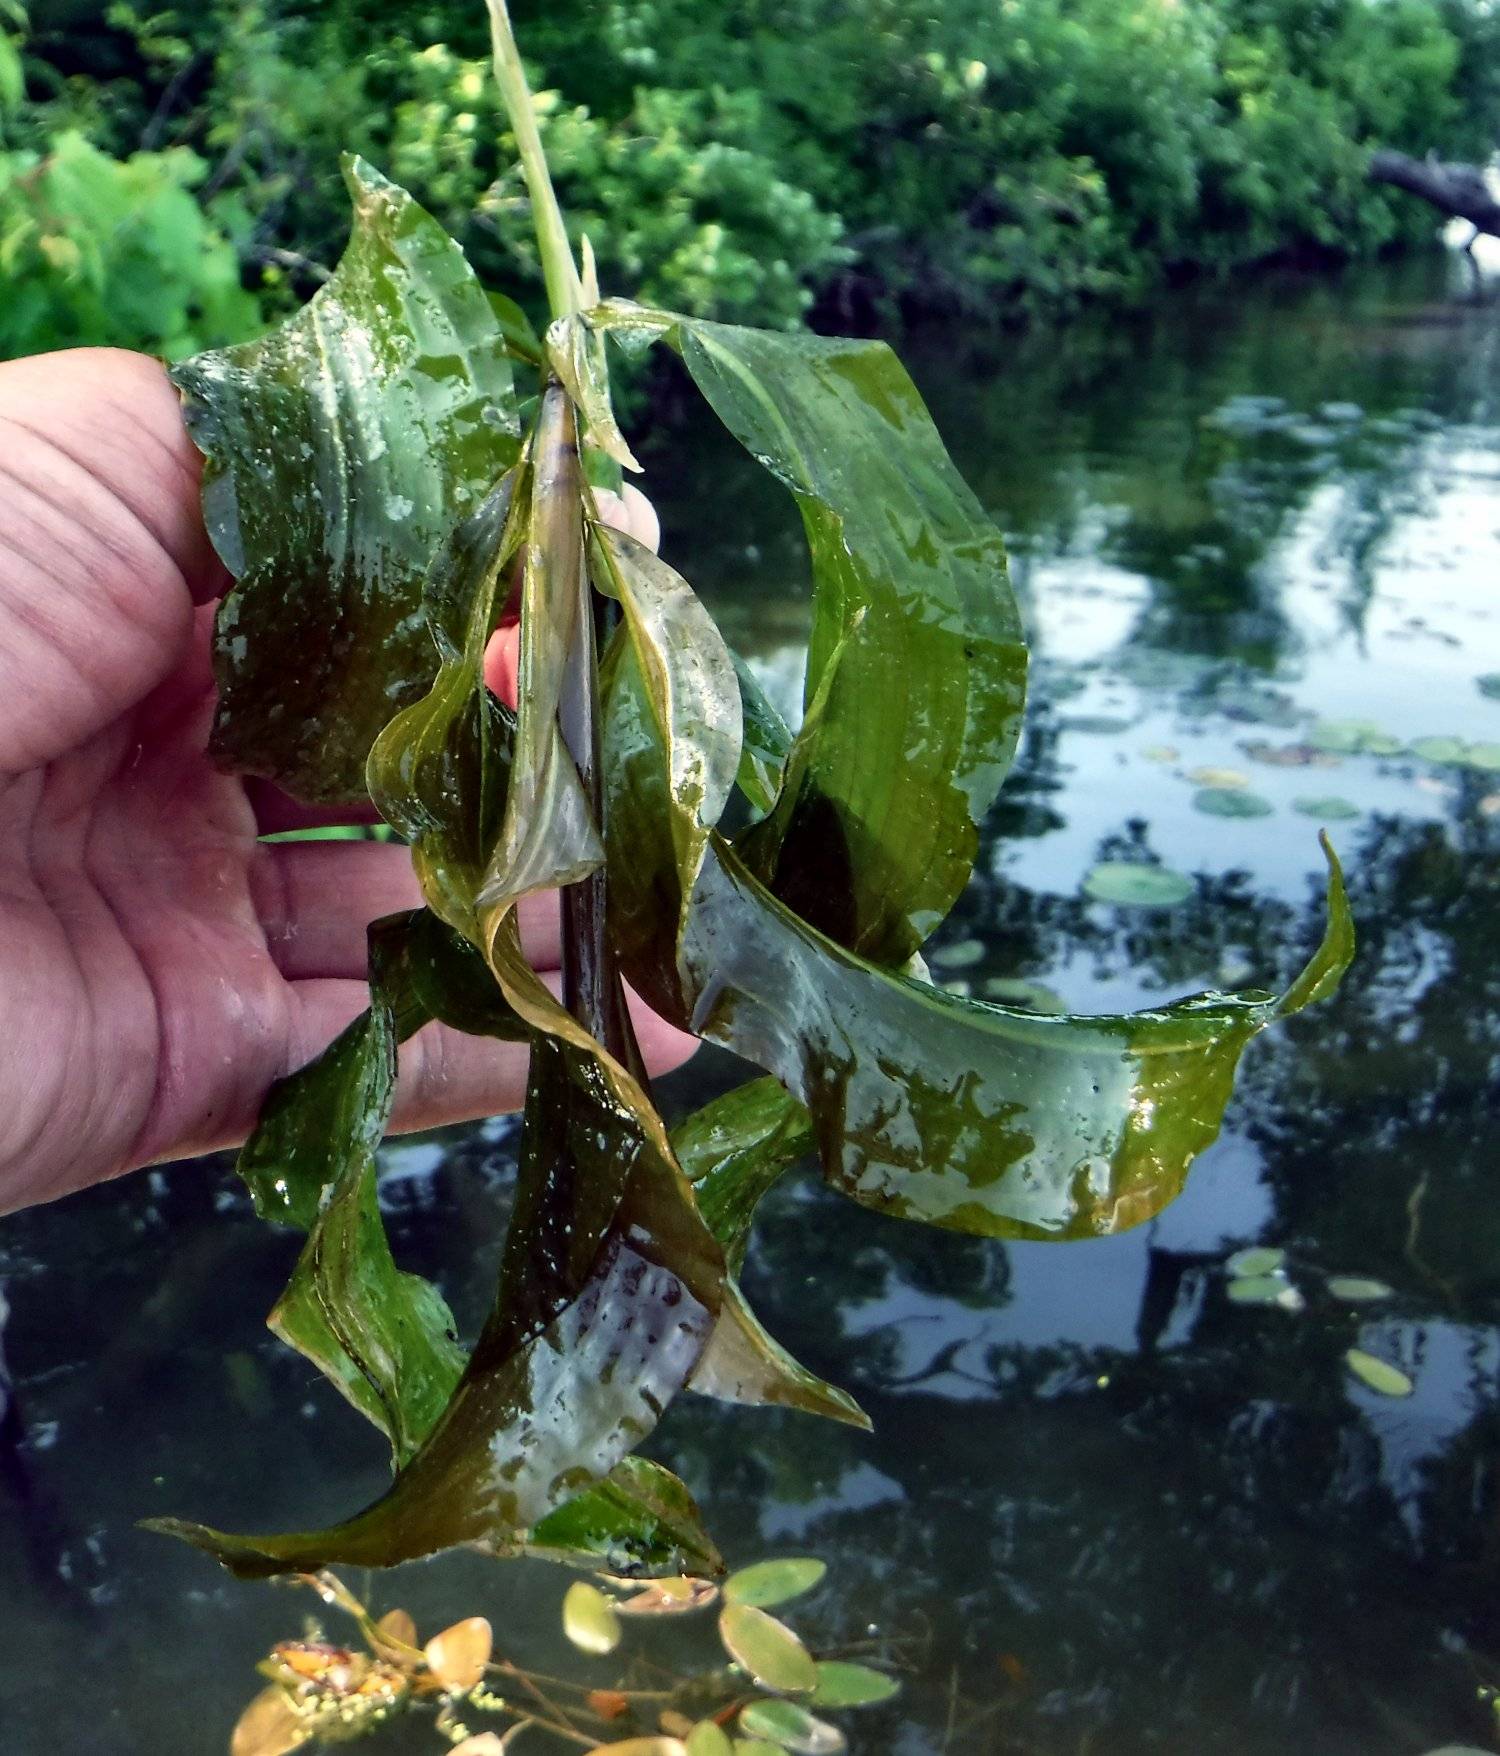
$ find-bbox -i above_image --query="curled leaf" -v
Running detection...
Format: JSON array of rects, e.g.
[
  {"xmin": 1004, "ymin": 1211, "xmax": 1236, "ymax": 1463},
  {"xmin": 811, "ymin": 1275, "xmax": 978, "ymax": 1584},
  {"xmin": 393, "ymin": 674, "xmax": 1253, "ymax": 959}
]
[{"xmin": 739, "ymin": 1698, "xmax": 846, "ymax": 1754}]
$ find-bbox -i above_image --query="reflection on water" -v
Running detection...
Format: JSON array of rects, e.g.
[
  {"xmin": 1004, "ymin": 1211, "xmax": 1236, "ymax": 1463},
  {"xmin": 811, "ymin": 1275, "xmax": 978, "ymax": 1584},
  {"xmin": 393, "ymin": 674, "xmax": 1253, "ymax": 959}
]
[{"xmin": 5, "ymin": 253, "xmax": 1500, "ymax": 1753}]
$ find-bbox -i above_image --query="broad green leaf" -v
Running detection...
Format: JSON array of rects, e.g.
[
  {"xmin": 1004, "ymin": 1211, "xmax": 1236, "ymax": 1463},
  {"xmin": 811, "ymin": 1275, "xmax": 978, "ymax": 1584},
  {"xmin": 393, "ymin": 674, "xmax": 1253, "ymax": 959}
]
[
  {"xmin": 562, "ymin": 1581, "xmax": 622, "ymax": 1654},
  {"xmin": 367, "ymin": 472, "xmax": 527, "ymax": 937},
  {"xmin": 525, "ymin": 1457, "xmax": 722, "ymax": 1577},
  {"xmin": 175, "ymin": 156, "xmax": 519, "ymax": 800},
  {"xmin": 730, "ymin": 651, "xmax": 795, "ymax": 819},
  {"xmin": 1082, "ymin": 864, "xmax": 1193, "ymax": 908},
  {"xmin": 1345, "ymin": 1348, "xmax": 1413, "ymax": 1397},
  {"xmin": 590, "ymin": 300, "xmax": 1026, "ymax": 965},
  {"xmin": 488, "ymin": 289, "xmax": 544, "ymax": 365},
  {"xmin": 686, "ymin": 1726, "xmax": 735, "ymax": 1756},
  {"xmin": 672, "ymin": 1078, "xmax": 814, "ymax": 1271},
  {"xmin": 808, "ymin": 1663, "xmax": 900, "ymax": 1708},
  {"xmin": 738, "ymin": 1700, "xmax": 845, "ymax": 1754},
  {"xmin": 719, "ymin": 1603, "xmax": 818, "ymax": 1694},
  {"xmin": 724, "ymin": 1558, "xmax": 827, "ymax": 1609},
  {"xmin": 1226, "ymin": 1275, "xmax": 1302, "ymax": 1310}
]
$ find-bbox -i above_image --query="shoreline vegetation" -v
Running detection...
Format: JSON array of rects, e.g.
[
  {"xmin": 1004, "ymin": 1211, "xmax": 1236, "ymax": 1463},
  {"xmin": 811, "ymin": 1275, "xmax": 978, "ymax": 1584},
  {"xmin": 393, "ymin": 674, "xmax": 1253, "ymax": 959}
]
[{"xmin": 3, "ymin": 0, "xmax": 1500, "ymax": 362}]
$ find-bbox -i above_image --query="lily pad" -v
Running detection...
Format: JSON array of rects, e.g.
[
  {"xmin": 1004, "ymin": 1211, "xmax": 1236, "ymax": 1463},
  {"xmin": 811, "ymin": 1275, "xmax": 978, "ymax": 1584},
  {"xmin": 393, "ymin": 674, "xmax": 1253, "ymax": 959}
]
[
  {"xmin": 1410, "ymin": 736, "xmax": 1468, "ymax": 765},
  {"xmin": 1227, "ymin": 1275, "xmax": 1303, "ymax": 1310},
  {"xmin": 1326, "ymin": 1277, "xmax": 1393, "ymax": 1303},
  {"xmin": 563, "ymin": 1582, "xmax": 622, "ymax": 1655},
  {"xmin": 1081, "ymin": 863, "xmax": 1193, "ymax": 908},
  {"xmin": 1309, "ymin": 720, "xmax": 1385, "ymax": 755},
  {"xmin": 1193, "ymin": 787, "xmax": 1273, "ymax": 818},
  {"xmin": 1185, "ymin": 766, "xmax": 1249, "ymax": 789},
  {"xmin": 724, "ymin": 1557, "xmax": 827, "ymax": 1609},
  {"xmin": 929, "ymin": 938, "xmax": 985, "ymax": 970},
  {"xmin": 719, "ymin": 1603, "xmax": 818, "ymax": 1693},
  {"xmin": 980, "ymin": 978, "xmax": 1066, "ymax": 1014},
  {"xmin": 1292, "ymin": 796, "xmax": 1361, "ymax": 821},
  {"xmin": 686, "ymin": 1727, "xmax": 734, "ymax": 1756},
  {"xmin": 1466, "ymin": 742, "xmax": 1500, "ymax": 771},
  {"xmin": 809, "ymin": 1663, "xmax": 900, "ymax": 1708},
  {"xmin": 1226, "ymin": 1246, "xmax": 1284, "ymax": 1276},
  {"xmin": 1345, "ymin": 1347, "xmax": 1413, "ymax": 1397}
]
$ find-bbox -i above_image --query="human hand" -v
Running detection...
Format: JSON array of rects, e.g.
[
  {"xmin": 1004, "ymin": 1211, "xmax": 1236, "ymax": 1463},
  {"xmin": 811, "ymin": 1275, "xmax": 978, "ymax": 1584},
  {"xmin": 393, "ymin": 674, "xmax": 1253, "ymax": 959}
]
[{"xmin": 0, "ymin": 348, "xmax": 687, "ymax": 1214}]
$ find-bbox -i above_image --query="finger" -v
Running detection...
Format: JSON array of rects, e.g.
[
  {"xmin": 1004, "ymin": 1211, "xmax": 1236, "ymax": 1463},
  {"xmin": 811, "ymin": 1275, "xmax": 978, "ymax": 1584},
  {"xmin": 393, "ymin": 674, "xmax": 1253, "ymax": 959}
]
[
  {"xmin": 253, "ymin": 839, "xmax": 563, "ymax": 979},
  {"xmin": 484, "ymin": 622, "xmax": 521, "ymax": 709},
  {"xmin": 593, "ymin": 484, "xmax": 661, "ymax": 554},
  {"xmin": 286, "ymin": 978, "xmax": 700, "ymax": 1135}
]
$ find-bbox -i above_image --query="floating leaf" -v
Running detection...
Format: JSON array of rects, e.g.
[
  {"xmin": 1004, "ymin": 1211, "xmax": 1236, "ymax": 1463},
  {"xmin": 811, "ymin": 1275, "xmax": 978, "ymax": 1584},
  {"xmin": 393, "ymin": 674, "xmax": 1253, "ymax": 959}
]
[
  {"xmin": 980, "ymin": 977, "xmax": 1065, "ymax": 1013},
  {"xmin": 1345, "ymin": 1348, "xmax": 1413, "ymax": 1397},
  {"xmin": 724, "ymin": 1558, "xmax": 827, "ymax": 1610},
  {"xmin": 1081, "ymin": 863, "xmax": 1193, "ymax": 908},
  {"xmin": 372, "ymin": 1607, "xmax": 418, "ymax": 1659},
  {"xmin": 1326, "ymin": 1277, "xmax": 1394, "ymax": 1303},
  {"xmin": 1193, "ymin": 787, "xmax": 1273, "ymax": 818},
  {"xmin": 739, "ymin": 1699, "xmax": 846, "ymax": 1754},
  {"xmin": 930, "ymin": 938, "xmax": 986, "ymax": 970},
  {"xmin": 1141, "ymin": 744, "xmax": 1179, "ymax": 762},
  {"xmin": 1466, "ymin": 742, "xmax": 1500, "ymax": 771},
  {"xmin": 1410, "ymin": 736, "xmax": 1467, "ymax": 765},
  {"xmin": 1185, "ymin": 766, "xmax": 1249, "ymax": 789},
  {"xmin": 174, "ymin": 156, "xmax": 519, "ymax": 800},
  {"xmin": 425, "ymin": 1616, "xmax": 493, "ymax": 1691},
  {"xmin": 615, "ymin": 1576, "xmax": 720, "ymax": 1616},
  {"xmin": 733, "ymin": 1744, "xmax": 785, "ymax": 1756},
  {"xmin": 1227, "ymin": 1275, "xmax": 1302, "ymax": 1310},
  {"xmin": 563, "ymin": 1582, "xmax": 622, "ymax": 1655},
  {"xmin": 1226, "ymin": 1247, "xmax": 1284, "ymax": 1276},
  {"xmin": 686, "ymin": 1725, "xmax": 735, "ymax": 1756},
  {"xmin": 809, "ymin": 1663, "xmax": 900, "ymax": 1708},
  {"xmin": 231, "ymin": 1688, "xmax": 311, "ymax": 1756},
  {"xmin": 719, "ymin": 1603, "xmax": 818, "ymax": 1694},
  {"xmin": 1292, "ymin": 795, "xmax": 1360, "ymax": 820}
]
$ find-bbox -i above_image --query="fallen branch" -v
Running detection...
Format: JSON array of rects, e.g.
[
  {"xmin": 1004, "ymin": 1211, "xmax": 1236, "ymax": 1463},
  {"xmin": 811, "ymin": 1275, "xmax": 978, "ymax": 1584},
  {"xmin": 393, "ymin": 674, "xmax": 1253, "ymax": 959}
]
[{"xmin": 1369, "ymin": 148, "xmax": 1500, "ymax": 241}]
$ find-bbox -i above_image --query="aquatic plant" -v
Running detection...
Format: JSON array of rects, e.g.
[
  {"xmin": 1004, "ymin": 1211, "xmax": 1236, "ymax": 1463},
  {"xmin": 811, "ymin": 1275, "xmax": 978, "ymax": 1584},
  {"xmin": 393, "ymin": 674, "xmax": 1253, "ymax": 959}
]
[{"xmin": 148, "ymin": 0, "xmax": 1352, "ymax": 1579}]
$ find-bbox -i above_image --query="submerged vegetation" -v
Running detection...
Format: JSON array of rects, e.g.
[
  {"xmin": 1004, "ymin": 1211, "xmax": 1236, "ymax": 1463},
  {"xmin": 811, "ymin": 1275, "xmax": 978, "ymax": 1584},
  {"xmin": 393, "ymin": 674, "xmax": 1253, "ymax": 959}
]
[
  {"xmin": 5, "ymin": 0, "xmax": 1500, "ymax": 358},
  {"xmin": 136, "ymin": 2, "xmax": 1352, "ymax": 1582}
]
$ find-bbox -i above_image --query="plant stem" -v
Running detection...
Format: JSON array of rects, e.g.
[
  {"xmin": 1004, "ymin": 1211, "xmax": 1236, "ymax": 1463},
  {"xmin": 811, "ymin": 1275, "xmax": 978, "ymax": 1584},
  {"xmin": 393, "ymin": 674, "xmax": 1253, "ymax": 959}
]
[{"xmin": 485, "ymin": 0, "xmax": 583, "ymax": 324}]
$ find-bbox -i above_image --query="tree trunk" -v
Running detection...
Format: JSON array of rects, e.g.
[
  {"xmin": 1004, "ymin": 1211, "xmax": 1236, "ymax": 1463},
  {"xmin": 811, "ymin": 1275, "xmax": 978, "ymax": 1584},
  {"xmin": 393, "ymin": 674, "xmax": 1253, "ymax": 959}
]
[{"xmin": 1368, "ymin": 149, "xmax": 1500, "ymax": 239}]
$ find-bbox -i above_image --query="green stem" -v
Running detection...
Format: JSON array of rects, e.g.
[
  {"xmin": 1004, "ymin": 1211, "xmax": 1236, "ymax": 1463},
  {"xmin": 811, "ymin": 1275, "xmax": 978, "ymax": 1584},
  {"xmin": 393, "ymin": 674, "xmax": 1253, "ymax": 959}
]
[{"xmin": 485, "ymin": 0, "xmax": 583, "ymax": 323}]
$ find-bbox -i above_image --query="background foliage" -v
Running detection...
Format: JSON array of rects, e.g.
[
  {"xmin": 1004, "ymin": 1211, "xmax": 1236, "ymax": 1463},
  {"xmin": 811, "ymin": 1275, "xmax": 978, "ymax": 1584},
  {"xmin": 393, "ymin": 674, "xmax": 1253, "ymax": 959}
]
[{"xmin": 4, "ymin": 0, "xmax": 1500, "ymax": 358}]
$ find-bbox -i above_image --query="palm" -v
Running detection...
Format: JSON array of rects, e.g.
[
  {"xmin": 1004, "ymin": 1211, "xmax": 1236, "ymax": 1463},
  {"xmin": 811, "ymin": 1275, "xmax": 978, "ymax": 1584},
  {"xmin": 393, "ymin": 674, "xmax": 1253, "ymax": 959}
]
[{"xmin": 0, "ymin": 348, "xmax": 687, "ymax": 1212}]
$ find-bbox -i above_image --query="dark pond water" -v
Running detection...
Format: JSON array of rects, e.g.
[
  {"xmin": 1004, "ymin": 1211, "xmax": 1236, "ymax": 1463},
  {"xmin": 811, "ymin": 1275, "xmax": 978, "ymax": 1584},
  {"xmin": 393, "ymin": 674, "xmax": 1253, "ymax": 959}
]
[{"xmin": 5, "ymin": 252, "xmax": 1500, "ymax": 1755}]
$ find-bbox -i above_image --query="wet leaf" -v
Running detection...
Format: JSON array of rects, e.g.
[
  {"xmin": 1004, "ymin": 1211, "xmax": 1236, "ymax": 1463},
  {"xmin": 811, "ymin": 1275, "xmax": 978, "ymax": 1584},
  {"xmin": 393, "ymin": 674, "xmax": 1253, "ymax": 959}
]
[
  {"xmin": 738, "ymin": 1700, "xmax": 845, "ymax": 1754},
  {"xmin": 594, "ymin": 301, "xmax": 1026, "ymax": 966},
  {"xmin": 1465, "ymin": 741, "xmax": 1500, "ymax": 771},
  {"xmin": 548, "ymin": 311, "xmax": 641, "ymax": 471},
  {"xmin": 1081, "ymin": 863, "xmax": 1193, "ymax": 907},
  {"xmin": 673, "ymin": 1079, "xmax": 814, "ymax": 1269},
  {"xmin": 1345, "ymin": 1348, "xmax": 1414, "ymax": 1397},
  {"xmin": 424, "ymin": 1616, "xmax": 493, "ymax": 1691},
  {"xmin": 525, "ymin": 1456, "xmax": 723, "ymax": 1577},
  {"xmin": 1192, "ymin": 787, "xmax": 1273, "ymax": 817},
  {"xmin": 719, "ymin": 1603, "xmax": 818, "ymax": 1693},
  {"xmin": 730, "ymin": 650, "xmax": 794, "ymax": 818},
  {"xmin": 1226, "ymin": 1247, "xmax": 1284, "ymax": 1276},
  {"xmin": 174, "ymin": 156, "xmax": 519, "ymax": 800},
  {"xmin": 563, "ymin": 1581, "xmax": 622, "ymax": 1655},
  {"xmin": 808, "ymin": 1663, "xmax": 900, "ymax": 1708},
  {"xmin": 1292, "ymin": 795, "xmax": 1361, "ymax": 820},
  {"xmin": 686, "ymin": 1725, "xmax": 735, "ymax": 1756},
  {"xmin": 723, "ymin": 1558, "xmax": 827, "ymax": 1610},
  {"xmin": 1326, "ymin": 1277, "xmax": 1393, "ymax": 1303},
  {"xmin": 231, "ymin": 1687, "xmax": 311, "ymax": 1756}
]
